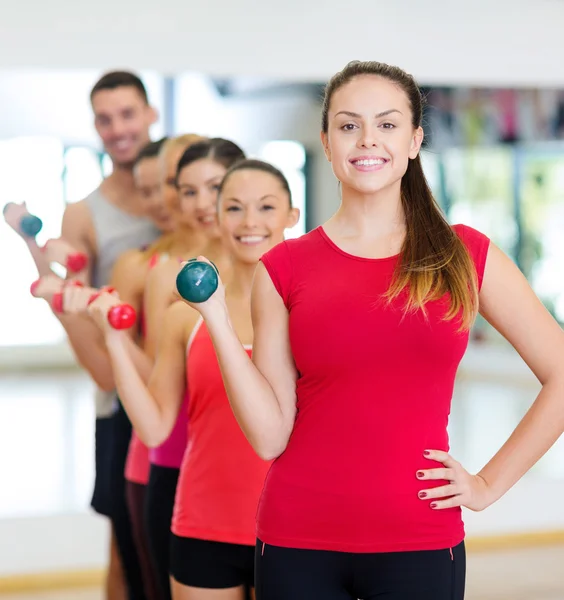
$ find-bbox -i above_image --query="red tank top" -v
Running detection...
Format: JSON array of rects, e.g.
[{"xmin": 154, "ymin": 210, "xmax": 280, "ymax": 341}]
[
  {"xmin": 171, "ymin": 319, "xmax": 271, "ymax": 545},
  {"xmin": 257, "ymin": 224, "xmax": 490, "ymax": 553}
]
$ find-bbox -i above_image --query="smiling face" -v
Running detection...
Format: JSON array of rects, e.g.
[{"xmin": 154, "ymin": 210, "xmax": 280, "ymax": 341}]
[
  {"xmin": 134, "ymin": 156, "xmax": 174, "ymax": 232},
  {"xmin": 92, "ymin": 86, "xmax": 156, "ymax": 167},
  {"xmin": 321, "ymin": 75, "xmax": 423, "ymax": 197},
  {"xmin": 218, "ymin": 168, "xmax": 299, "ymax": 265},
  {"xmin": 175, "ymin": 158, "xmax": 227, "ymax": 239},
  {"xmin": 159, "ymin": 144, "xmax": 188, "ymax": 226}
]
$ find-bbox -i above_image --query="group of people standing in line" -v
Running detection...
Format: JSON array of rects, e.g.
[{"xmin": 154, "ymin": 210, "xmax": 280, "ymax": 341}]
[{"xmin": 5, "ymin": 60, "xmax": 564, "ymax": 600}]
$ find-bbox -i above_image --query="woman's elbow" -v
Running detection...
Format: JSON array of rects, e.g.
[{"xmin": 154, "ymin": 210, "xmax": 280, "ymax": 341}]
[
  {"xmin": 253, "ymin": 432, "xmax": 290, "ymax": 462},
  {"xmin": 140, "ymin": 420, "xmax": 173, "ymax": 449},
  {"xmin": 256, "ymin": 447, "xmax": 283, "ymax": 462},
  {"xmin": 139, "ymin": 430, "xmax": 165, "ymax": 449},
  {"xmin": 92, "ymin": 373, "xmax": 115, "ymax": 393}
]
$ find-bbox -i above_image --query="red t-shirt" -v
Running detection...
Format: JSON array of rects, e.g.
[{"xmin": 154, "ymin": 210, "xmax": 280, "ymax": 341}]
[
  {"xmin": 171, "ymin": 319, "xmax": 272, "ymax": 545},
  {"xmin": 257, "ymin": 224, "xmax": 490, "ymax": 553}
]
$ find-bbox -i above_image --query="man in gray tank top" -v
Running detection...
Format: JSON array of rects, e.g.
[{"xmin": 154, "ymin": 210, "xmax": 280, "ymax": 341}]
[
  {"xmin": 3, "ymin": 71, "xmax": 158, "ymax": 600},
  {"xmin": 58, "ymin": 72, "xmax": 159, "ymax": 600}
]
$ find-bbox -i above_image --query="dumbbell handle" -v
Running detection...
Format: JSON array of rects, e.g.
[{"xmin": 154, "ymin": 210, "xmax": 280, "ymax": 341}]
[
  {"xmin": 50, "ymin": 286, "xmax": 137, "ymax": 330},
  {"xmin": 42, "ymin": 239, "xmax": 89, "ymax": 274},
  {"xmin": 30, "ymin": 277, "xmax": 83, "ymax": 300}
]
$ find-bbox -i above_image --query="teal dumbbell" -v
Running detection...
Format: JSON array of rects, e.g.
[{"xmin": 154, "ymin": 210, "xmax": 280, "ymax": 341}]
[
  {"xmin": 20, "ymin": 215, "xmax": 43, "ymax": 237},
  {"xmin": 176, "ymin": 260, "xmax": 219, "ymax": 303},
  {"xmin": 2, "ymin": 204, "xmax": 43, "ymax": 237}
]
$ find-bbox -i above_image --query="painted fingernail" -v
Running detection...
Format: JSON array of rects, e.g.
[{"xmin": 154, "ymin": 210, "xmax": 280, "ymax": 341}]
[
  {"xmin": 416, "ymin": 471, "xmax": 425, "ymax": 479},
  {"xmin": 430, "ymin": 502, "xmax": 438, "ymax": 509},
  {"xmin": 419, "ymin": 492, "xmax": 427, "ymax": 499},
  {"xmin": 424, "ymin": 450, "xmax": 431, "ymax": 456}
]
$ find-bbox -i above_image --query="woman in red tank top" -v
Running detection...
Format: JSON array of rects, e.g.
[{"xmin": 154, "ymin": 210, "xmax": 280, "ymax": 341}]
[
  {"xmin": 184, "ymin": 62, "xmax": 564, "ymax": 600},
  {"xmin": 88, "ymin": 157, "xmax": 299, "ymax": 600},
  {"xmin": 60, "ymin": 138, "xmax": 244, "ymax": 600}
]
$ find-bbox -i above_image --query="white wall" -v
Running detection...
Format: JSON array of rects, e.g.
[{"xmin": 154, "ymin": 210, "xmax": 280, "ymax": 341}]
[
  {"xmin": 0, "ymin": 69, "xmax": 165, "ymax": 145},
  {"xmin": 2, "ymin": 0, "xmax": 564, "ymax": 86}
]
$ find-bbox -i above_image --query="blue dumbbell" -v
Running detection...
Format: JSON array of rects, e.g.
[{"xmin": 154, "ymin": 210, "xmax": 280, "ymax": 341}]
[
  {"xmin": 20, "ymin": 215, "xmax": 43, "ymax": 237},
  {"xmin": 176, "ymin": 260, "xmax": 219, "ymax": 303},
  {"xmin": 2, "ymin": 204, "xmax": 43, "ymax": 237}
]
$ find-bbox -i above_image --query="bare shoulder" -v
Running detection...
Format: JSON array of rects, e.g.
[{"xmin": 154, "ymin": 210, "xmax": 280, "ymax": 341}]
[
  {"xmin": 61, "ymin": 199, "xmax": 96, "ymax": 253},
  {"xmin": 112, "ymin": 249, "xmax": 147, "ymax": 286},
  {"xmin": 164, "ymin": 300, "xmax": 201, "ymax": 346},
  {"xmin": 146, "ymin": 257, "xmax": 180, "ymax": 290},
  {"xmin": 62, "ymin": 199, "xmax": 92, "ymax": 228},
  {"xmin": 115, "ymin": 248, "xmax": 146, "ymax": 271}
]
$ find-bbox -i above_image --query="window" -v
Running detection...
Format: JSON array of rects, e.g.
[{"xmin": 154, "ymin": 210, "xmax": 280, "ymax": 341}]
[
  {"xmin": 63, "ymin": 147, "xmax": 105, "ymax": 204},
  {"xmin": 0, "ymin": 139, "xmax": 107, "ymax": 347},
  {"xmin": 519, "ymin": 150, "xmax": 564, "ymax": 322},
  {"xmin": 0, "ymin": 137, "xmax": 66, "ymax": 346},
  {"xmin": 258, "ymin": 141, "xmax": 307, "ymax": 239}
]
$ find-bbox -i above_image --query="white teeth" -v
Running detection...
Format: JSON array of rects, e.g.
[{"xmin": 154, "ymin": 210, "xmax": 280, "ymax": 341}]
[
  {"xmin": 354, "ymin": 159, "xmax": 385, "ymax": 166},
  {"xmin": 239, "ymin": 236, "xmax": 266, "ymax": 244},
  {"xmin": 201, "ymin": 216, "xmax": 215, "ymax": 223}
]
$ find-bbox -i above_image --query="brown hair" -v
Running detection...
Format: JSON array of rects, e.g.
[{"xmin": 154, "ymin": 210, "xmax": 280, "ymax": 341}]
[
  {"xmin": 90, "ymin": 71, "xmax": 148, "ymax": 104},
  {"xmin": 322, "ymin": 61, "xmax": 478, "ymax": 329},
  {"xmin": 175, "ymin": 138, "xmax": 246, "ymax": 185},
  {"xmin": 219, "ymin": 159, "xmax": 293, "ymax": 207},
  {"xmin": 134, "ymin": 138, "xmax": 168, "ymax": 166},
  {"xmin": 143, "ymin": 133, "xmax": 207, "ymax": 259},
  {"xmin": 159, "ymin": 134, "xmax": 207, "ymax": 163}
]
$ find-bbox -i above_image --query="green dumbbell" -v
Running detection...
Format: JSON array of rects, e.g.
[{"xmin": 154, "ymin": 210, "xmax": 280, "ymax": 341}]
[
  {"xmin": 2, "ymin": 204, "xmax": 43, "ymax": 237},
  {"xmin": 176, "ymin": 259, "xmax": 219, "ymax": 303}
]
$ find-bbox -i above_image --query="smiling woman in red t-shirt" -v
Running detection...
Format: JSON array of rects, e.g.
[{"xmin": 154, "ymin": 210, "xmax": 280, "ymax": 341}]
[{"xmin": 186, "ymin": 60, "xmax": 564, "ymax": 600}]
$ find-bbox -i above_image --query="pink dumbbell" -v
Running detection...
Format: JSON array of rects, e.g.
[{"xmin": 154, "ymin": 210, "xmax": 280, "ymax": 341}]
[
  {"xmin": 30, "ymin": 278, "xmax": 83, "ymax": 307},
  {"xmin": 86, "ymin": 288, "xmax": 137, "ymax": 330},
  {"xmin": 41, "ymin": 239, "xmax": 88, "ymax": 274},
  {"xmin": 51, "ymin": 285, "xmax": 137, "ymax": 330}
]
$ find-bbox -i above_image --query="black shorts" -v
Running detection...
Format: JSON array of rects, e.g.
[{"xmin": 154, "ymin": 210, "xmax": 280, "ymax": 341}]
[
  {"xmin": 144, "ymin": 465, "xmax": 180, "ymax": 600},
  {"xmin": 170, "ymin": 535, "xmax": 255, "ymax": 589},
  {"xmin": 90, "ymin": 416, "xmax": 114, "ymax": 516},
  {"xmin": 92, "ymin": 402, "xmax": 146, "ymax": 600},
  {"xmin": 255, "ymin": 539, "xmax": 466, "ymax": 600}
]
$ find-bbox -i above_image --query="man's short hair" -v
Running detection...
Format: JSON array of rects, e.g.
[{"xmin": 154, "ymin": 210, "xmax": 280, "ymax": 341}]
[{"xmin": 90, "ymin": 71, "xmax": 148, "ymax": 104}]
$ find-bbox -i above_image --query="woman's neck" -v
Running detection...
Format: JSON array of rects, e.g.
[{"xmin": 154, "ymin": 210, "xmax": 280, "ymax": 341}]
[
  {"xmin": 330, "ymin": 181, "xmax": 405, "ymax": 238},
  {"xmin": 226, "ymin": 260, "xmax": 258, "ymax": 300},
  {"xmin": 168, "ymin": 226, "xmax": 207, "ymax": 256}
]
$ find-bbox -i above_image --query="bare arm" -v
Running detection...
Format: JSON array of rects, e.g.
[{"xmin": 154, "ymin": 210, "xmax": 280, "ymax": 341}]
[
  {"xmin": 475, "ymin": 244, "xmax": 564, "ymax": 501},
  {"xmin": 98, "ymin": 300, "xmax": 194, "ymax": 447},
  {"xmin": 3, "ymin": 202, "xmax": 53, "ymax": 278},
  {"xmin": 419, "ymin": 243, "xmax": 564, "ymax": 511},
  {"xmin": 194, "ymin": 261, "xmax": 298, "ymax": 460},
  {"xmin": 60, "ymin": 202, "xmax": 95, "ymax": 285},
  {"xmin": 62, "ymin": 251, "xmax": 153, "ymax": 389},
  {"xmin": 143, "ymin": 259, "xmax": 178, "ymax": 359},
  {"xmin": 23, "ymin": 239, "xmax": 52, "ymax": 278},
  {"xmin": 56, "ymin": 201, "xmax": 120, "ymax": 379}
]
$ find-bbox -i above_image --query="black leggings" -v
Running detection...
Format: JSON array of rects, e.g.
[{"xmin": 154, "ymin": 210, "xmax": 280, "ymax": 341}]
[
  {"xmin": 126, "ymin": 481, "xmax": 163, "ymax": 600},
  {"xmin": 111, "ymin": 402, "xmax": 147, "ymax": 600},
  {"xmin": 255, "ymin": 540, "xmax": 465, "ymax": 600},
  {"xmin": 144, "ymin": 464, "xmax": 180, "ymax": 600}
]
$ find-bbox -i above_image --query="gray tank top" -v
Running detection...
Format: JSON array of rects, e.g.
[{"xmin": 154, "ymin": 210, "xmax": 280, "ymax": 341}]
[
  {"xmin": 85, "ymin": 187, "xmax": 160, "ymax": 288},
  {"xmin": 85, "ymin": 187, "xmax": 160, "ymax": 417}
]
